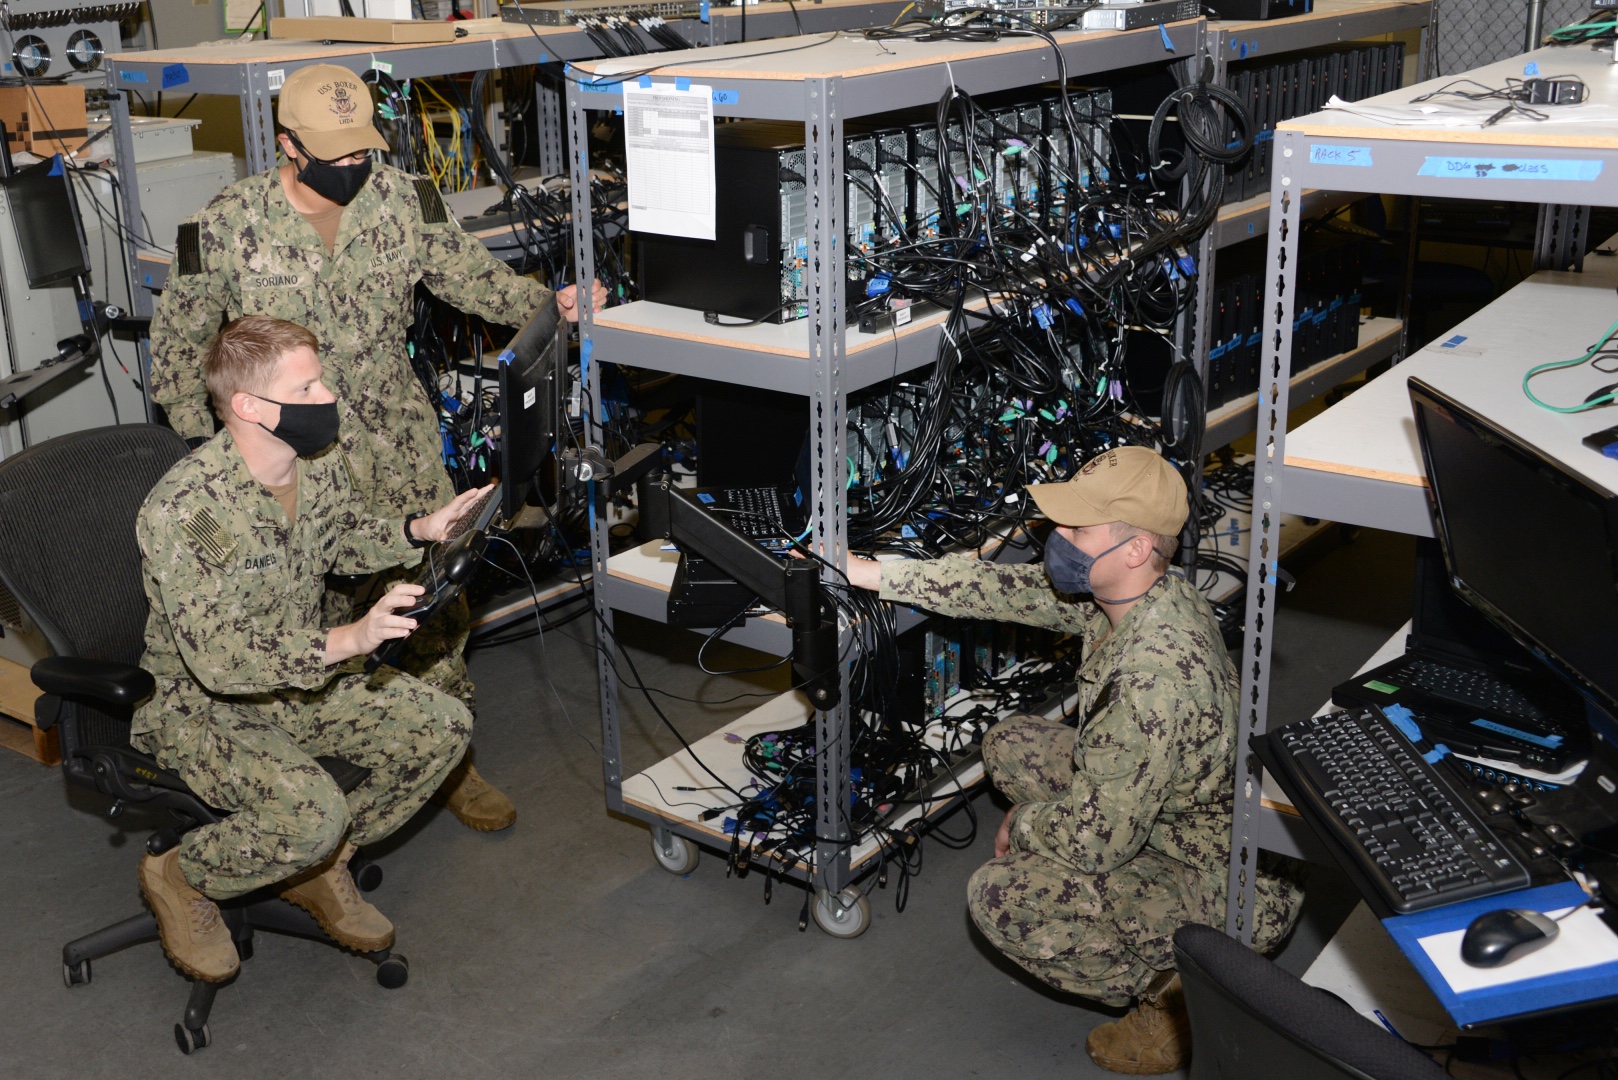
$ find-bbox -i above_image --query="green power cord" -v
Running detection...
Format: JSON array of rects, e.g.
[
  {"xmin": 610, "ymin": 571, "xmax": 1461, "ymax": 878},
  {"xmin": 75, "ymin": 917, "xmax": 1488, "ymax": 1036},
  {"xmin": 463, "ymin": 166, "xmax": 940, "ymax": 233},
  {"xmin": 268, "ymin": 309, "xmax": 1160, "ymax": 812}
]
[{"xmin": 1522, "ymin": 313, "xmax": 1618, "ymax": 413}]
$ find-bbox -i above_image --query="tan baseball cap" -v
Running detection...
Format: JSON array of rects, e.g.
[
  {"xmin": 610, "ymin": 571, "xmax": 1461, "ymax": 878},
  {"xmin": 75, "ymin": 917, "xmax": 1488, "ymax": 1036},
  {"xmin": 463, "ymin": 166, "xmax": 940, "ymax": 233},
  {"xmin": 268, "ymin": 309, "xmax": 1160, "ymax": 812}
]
[
  {"xmin": 277, "ymin": 64, "xmax": 388, "ymax": 161},
  {"xmin": 1028, "ymin": 446, "xmax": 1188, "ymax": 536}
]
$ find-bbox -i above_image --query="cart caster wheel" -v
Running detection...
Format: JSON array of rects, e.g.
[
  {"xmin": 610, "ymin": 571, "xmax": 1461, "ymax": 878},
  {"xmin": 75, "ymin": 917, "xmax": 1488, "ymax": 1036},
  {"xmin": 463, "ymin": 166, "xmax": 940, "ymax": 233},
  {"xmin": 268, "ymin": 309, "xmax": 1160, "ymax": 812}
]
[
  {"xmin": 811, "ymin": 888, "xmax": 871, "ymax": 939},
  {"xmin": 350, "ymin": 855, "xmax": 383, "ymax": 893},
  {"xmin": 63, "ymin": 960, "xmax": 90, "ymax": 987},
  {"xmin": 376, "ymin": 954, "xmax": 409, "ymax": 989},
  {"xmin": 650, "ymin": 828, "xmax": 699, "ymax": 875},
  {"xmin": 174, "ymin": 1022, "xmax": 209, "ymax": 1055}
]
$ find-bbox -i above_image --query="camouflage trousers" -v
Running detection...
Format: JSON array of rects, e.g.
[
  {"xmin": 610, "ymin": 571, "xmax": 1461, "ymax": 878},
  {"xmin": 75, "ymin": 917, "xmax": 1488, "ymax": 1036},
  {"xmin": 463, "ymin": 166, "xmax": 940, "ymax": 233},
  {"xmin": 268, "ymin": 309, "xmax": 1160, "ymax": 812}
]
[
  {"xmin": 136, "ymin": 671, "xmax": 472, "ymax": 900},
  {"xmin": 967, "ymin": 716, "xmax": 1304, "ymax": 1007}
]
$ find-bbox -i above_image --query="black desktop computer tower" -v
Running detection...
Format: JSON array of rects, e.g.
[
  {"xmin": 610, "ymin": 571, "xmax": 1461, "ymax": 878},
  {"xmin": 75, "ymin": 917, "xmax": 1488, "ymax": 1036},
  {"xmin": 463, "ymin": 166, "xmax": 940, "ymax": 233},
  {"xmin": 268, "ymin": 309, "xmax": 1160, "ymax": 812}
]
[{"xmin": 638, "ymin": 121, "xmax": 811, "ymax": 324}]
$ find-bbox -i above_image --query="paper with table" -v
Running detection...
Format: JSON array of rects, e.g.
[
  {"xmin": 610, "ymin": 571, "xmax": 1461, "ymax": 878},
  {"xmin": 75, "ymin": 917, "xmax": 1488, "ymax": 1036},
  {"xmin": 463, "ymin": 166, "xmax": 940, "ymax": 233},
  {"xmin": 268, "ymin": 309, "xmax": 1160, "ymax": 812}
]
[{"xmin": 623, "ymin": 80, "xmax": 716, "ymax": 241}]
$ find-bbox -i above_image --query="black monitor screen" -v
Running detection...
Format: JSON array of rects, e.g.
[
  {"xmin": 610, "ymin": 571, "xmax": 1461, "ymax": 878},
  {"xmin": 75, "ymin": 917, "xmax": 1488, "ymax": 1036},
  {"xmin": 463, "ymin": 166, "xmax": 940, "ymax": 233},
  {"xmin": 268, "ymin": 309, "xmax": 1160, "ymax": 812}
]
[
  {"xmin": 497, "ymin": 304, "xmax": 562, "ymax": 522},
  {"xmin": 3, "ymin": 155, "xmax": 89, "ymax": 289},
  {"xmin": 1410, "ymin": 377, "xmax": 1618, "ymax": 724}
]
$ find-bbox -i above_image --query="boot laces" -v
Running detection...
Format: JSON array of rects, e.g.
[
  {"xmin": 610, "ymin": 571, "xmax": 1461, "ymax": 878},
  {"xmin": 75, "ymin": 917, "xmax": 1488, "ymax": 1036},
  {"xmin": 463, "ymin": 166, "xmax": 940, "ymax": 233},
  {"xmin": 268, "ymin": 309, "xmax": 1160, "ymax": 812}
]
[
  {"xmin": 189, "ymin": 896, "xmax": 222, "ymax": 936},
  {"xmin": 332, "ymin": 866, "xmax": 363, "ymax": 911}
]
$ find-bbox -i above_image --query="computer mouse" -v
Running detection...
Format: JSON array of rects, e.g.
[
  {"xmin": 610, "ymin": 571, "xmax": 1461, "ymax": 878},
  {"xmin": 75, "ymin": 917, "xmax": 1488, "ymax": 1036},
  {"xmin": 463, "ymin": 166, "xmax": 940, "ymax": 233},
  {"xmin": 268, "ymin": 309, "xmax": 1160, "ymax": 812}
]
[{"xmin": 1460, "ymin": 908, "xmax": 1559, "ymax": 968}]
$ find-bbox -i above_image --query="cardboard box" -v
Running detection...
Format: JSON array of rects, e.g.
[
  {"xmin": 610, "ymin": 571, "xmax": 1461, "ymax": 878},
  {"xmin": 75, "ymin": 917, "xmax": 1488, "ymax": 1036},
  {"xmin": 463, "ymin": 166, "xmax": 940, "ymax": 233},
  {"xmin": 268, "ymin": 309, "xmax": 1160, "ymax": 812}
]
[
  {"xmin": 269, "ymin": 16, "xmax": 459, "ymax": 43},
  {"xmin": 0, "ymin": 83, "xmax": 88, "ymax": 158}
]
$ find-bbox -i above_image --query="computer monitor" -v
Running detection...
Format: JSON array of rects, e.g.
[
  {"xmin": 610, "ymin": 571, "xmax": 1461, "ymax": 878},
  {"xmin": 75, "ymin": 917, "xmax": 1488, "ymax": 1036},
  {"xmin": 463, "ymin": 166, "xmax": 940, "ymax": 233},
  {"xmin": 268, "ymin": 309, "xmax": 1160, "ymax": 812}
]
[
  {"xmin": 1410, "ymin": 376, "xmax": 1618, "ymax": 736},
  {"xmin": 496, "ymin": 303, "xmax": 562, "ymax": 522},
  {"xmin": 2, "ymin": 155, "xmax": 90, "ymax": 289}
]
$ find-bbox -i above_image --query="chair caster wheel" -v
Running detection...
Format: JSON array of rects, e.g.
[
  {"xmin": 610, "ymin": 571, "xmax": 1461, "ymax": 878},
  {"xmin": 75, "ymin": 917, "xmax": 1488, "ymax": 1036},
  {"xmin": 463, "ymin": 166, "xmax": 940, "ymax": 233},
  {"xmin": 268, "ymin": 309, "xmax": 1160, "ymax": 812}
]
[
  {"xmin": 63, "ymin": 960, "xmax": 91, "ymax": 987},
  {"xmin": 650, "ymin": 827, "xmax": 699, "ymax": 875},
  {"xmin": 174, "ymin": 1022, "xmax": 210, "ymax": 1054},
  {"xmin": 811, "ymin": 887, "xmax": 871, "ymax": 939},
  {"xmin": 376, "ymin": 954, "xmax": 409, "ymax": 989},
  {"xmin": 350, "ymin": 854, "xmax": 383, "ymax": 893}
]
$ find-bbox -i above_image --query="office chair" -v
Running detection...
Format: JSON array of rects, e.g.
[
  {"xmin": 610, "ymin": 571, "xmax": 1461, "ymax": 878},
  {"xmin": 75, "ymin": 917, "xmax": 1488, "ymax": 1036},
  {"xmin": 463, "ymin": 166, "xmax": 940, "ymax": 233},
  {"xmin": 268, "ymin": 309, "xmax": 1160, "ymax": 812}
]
[
  {"xmin": 1173, "ymin": 923, "xmax": 1448, "ymax": 1080},
  {"xmin": 0, "ymin": 425, "xmax": 406, "ymax": 1055}
]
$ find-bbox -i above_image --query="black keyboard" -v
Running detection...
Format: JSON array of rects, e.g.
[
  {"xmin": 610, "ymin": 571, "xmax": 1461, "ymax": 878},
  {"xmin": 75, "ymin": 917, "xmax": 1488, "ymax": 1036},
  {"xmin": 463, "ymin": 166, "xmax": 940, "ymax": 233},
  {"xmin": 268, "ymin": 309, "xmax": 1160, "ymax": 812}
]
[
  {"xmin": 724, "ymin": 487, "xmax": 789, "ymax": 539},
  {"xmin": 1396, "ymin": 658, "xmax": 1549, "ymax": 725},
  {"xmin": 446, "ymin": 482, "xmax": 503, "ymax": 542},
  {"xmin": 1271, "ymin": 708, "xmax": 1530, "ymax": 913}
]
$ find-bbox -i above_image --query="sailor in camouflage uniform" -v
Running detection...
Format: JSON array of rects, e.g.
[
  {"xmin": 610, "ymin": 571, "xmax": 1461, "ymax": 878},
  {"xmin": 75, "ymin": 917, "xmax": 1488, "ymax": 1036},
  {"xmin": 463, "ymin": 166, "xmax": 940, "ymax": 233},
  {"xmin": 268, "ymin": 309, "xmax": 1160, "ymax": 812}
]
[
  {"xmin": 133, "ymin": 316, "xmax": 487, "ymax": 983},
  {"xmin": 147, "ymin": 64, "xmax": 606, "ymax": 831},
  {"xmin": 846, "ymin": 447, "xmax": 1303, "ymax": 1075}
]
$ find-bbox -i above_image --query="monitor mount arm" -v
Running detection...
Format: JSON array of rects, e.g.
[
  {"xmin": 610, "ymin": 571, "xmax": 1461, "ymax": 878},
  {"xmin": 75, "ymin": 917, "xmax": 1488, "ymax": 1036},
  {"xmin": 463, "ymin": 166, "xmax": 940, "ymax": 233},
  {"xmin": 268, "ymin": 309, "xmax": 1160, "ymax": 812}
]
[{"xmin": 637, "ymin": 475, "xmax": 841, "ymax": 710}]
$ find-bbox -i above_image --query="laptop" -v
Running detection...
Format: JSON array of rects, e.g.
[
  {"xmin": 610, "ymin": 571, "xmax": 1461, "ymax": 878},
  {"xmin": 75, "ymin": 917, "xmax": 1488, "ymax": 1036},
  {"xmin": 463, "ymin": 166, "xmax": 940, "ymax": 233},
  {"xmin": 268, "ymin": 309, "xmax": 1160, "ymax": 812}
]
[
  {"xmin": 1331, "ymin": 540, "xmax": 1586, "ymax": 771},
  {"xmin": 688, "ymin": 434, "xmax": 813, "ymax": 553}
]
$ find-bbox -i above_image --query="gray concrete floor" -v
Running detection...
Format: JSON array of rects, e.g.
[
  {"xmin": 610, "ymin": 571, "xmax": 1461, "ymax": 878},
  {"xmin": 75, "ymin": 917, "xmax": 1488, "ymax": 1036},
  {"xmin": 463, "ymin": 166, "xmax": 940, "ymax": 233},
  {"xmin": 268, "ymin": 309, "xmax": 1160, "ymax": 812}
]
[{"xmin": 0, "ymin": 527, "xmax": 1413, "ymax": 1079}]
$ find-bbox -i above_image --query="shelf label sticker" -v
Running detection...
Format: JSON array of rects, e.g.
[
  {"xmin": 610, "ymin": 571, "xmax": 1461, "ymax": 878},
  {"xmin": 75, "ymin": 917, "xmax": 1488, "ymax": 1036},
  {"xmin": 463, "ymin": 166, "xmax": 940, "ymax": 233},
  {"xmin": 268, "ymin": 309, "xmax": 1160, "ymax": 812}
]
[
  {"xmin": 1418, "ymin": 156, "xmax": 1604, "ymax": 182},
  {"xmin": 161, "ymin": 64, "xmax": 189, "ymax": 89},
  {"xmin": 1309, "ymin": 144, "xmax": 1373, "ymax": 167},
  {"xmin": 119, "ymin": 70, "xmax": 148, "ymax": 84},
  {"xmin": 712, "ymin": 89, "xmax": 739, "ymax": 105},
  {"xmin": 267, "ymin": 69, "xmax": 285, "ymax": 90}
]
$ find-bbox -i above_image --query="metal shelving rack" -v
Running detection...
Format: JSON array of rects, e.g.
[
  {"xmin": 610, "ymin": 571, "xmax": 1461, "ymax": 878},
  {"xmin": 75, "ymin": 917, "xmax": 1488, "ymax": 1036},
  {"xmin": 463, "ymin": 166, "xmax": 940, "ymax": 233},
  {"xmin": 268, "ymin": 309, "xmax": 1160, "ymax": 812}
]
[
  {"xmin": 1188, "ymin": 0, "xmax": 1432, "ymax": 450},
  {"xmin": 565, "ymin": 19, "xmax": 1207, "ymax": 925},
  {"xmin": 1228, "ymin": 42, "xmax": 1618, "ymax": 942},
  {"xmin": 104, "ymin": 1, "xmax": 911, "ymax": 313}
]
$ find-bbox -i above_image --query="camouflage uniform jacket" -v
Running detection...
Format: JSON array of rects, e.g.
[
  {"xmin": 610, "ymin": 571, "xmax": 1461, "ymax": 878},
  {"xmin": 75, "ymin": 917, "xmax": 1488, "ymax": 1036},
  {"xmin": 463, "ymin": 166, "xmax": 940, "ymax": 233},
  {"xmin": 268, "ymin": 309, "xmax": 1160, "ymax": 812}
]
[
  {"xmin": 131, "ymin": 431, "xmax": 422, "ymax": 739},
  {"xmin": 147, "ymin": 164, "xmax": 551, "ymax": 517},
  {"xmin": 881, "ymin": 558, "xmax": 1238, "ymax": 886}
]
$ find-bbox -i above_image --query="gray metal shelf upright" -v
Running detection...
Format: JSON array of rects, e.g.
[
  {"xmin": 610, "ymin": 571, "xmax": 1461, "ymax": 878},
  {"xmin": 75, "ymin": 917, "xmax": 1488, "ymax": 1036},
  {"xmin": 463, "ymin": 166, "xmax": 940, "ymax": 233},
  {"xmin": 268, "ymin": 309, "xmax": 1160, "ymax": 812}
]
[
  {"xmin": 1228, "ymin": 43, "xmax": 1618, "ymax": 943},
  {"xmin": 565, "ymin": 20, "xmax": 1208, "ymax": 918},
  {"xmin": 1188, "ymin": 0, "xmax": 1433, "ymax": 449}
]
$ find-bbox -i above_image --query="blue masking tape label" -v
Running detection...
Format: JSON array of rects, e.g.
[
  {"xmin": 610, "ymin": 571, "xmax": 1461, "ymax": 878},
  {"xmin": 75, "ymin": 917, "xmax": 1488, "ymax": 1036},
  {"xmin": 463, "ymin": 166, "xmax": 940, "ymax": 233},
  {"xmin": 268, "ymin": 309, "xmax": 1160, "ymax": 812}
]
[
  {"xmin": 1160, "ymin": 24, "xmax": 1174, "ymax": 51},
  {"xmin": 1524, "ymin": 61, "xmax": 1540, "ymax": 76},
  {"xmin": 1310, "ymin": 144, "xmax": 1373, "ymax": 167},
  {"xmin": 700, "ymin": 0, "xmax": 709, "ymax": 20},
  {"xmin": 638, "ymin": 74, "xmax": 652, "ymax": 88},
  {"xmin": 1423, "ymin": 744, "xmax": 1450, "ymax": 765},
  {"xmin": 1254, "ymin": 129, "xmax": 1275, "ymax": 143},
  {"xmin": 496, "ymin": 349, "xmax": 515, "ymax": 367},
  {"xmin": 161, "ymin": 63, "xmax": 189, "ymax": 89},
  {"xmin": 120, "ymin": 69, "xmax": 148, "ymax": 84},
  {"xmin": 143, "ymin": 273, "xmax": 152, "ymax": 286},
  {"xmin": 1472, "ymin": 718, "xmax": 1564, "ymax": 749},
  {"xmin": 580, "ymin": 337, "xmax": 593, "ymax": 384},
  {"xmin": 712, "ymin": 89, "xmax": 739, "ymax": 105},
  {"xmin": 1440, "ymin": 334, "xmax": 1467, "ymax": 348},
  {"xmin": 675, "ymin": 77, "xmax": 690, "ymax": 92},
  {"xmin": 1381, "ymin": 703, "xmax": 1423, "ymax": 744},
  {"xmin": 901, "ymin": 525, "xmax": 917, "ymax": 539},
  {"xmin": 698, "ymin": 492, "xmax": 715, "ymax": 504},
  {"xmin": 48, "ymin": 156, "xmax": 62, "ymax": 176},
  {"xmin": 1418, "ymin": 156, "xmax": 1604, "ymax": 181},
  {"xmin": 579, "ymin": 79, "xmax": 614, "ymax": 93}
]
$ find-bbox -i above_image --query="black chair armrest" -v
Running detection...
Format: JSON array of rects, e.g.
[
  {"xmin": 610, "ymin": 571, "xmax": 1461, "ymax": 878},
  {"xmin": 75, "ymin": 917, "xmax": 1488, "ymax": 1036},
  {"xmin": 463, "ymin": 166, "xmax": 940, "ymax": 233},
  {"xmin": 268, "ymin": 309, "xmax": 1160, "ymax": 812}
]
[{"xmin": 32, "ymin": 656, "xmax": 154, "ymax": 707}]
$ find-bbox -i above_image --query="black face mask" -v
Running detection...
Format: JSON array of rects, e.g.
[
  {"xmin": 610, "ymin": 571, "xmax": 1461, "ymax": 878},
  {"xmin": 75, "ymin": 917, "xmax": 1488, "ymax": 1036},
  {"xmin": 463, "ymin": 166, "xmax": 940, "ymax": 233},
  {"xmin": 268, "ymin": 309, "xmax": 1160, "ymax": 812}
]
[
  {"xmin": 254, "ymin": 397, "xmax": 340, "ymax": 457},
  {"xmin": 291, "ymin": 137, "xmax": 372, "ymax": 206}
]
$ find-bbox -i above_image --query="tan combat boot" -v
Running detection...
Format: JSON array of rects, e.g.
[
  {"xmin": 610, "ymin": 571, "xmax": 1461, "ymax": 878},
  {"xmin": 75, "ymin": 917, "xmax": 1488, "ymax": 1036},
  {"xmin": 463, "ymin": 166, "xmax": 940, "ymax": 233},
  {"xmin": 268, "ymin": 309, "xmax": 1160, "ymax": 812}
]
[
  {"xmin": 278, "ymin": 840, "xmax": 394, "ymax": 953},
  {"xmin": 431, "ymin": 758, "xmax": 516, "ymax": 832},
  {"xmin": 137, "ymin": 847, "xmax": 240, "ymax": 983},
  {"xmin": 1085, "ymin": 970, "xmax": 1191, "ymax": 1075}
]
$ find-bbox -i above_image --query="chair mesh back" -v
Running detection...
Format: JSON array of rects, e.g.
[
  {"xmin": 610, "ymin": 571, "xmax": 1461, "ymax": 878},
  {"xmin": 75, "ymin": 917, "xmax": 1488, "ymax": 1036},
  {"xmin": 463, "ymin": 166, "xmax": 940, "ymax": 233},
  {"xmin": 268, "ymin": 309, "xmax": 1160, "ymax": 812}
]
[
  {"xmin": 0, "ymin": 423, "xmax": 187, "ymax": 669},
  {"xmin": 1173, "ymin": 924, "xmax": 1447, "ymax": 1080}
]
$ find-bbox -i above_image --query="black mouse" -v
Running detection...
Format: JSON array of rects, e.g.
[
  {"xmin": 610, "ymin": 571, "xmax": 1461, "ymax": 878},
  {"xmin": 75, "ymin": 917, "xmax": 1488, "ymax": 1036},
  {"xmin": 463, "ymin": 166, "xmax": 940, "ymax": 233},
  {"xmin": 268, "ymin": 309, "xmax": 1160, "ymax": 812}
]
[{"xmin": 1460, "ymin": 908, "xmax": 1560, "ymax": 968}]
